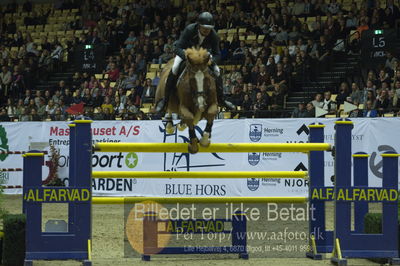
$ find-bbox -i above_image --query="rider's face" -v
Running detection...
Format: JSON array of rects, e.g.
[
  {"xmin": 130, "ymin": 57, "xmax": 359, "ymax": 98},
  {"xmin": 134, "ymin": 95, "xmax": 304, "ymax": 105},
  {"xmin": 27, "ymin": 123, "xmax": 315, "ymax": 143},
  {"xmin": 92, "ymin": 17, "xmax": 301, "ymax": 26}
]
[{"xmin": 199, "ymin": 26, "xmax": 211, "ymax": 36}]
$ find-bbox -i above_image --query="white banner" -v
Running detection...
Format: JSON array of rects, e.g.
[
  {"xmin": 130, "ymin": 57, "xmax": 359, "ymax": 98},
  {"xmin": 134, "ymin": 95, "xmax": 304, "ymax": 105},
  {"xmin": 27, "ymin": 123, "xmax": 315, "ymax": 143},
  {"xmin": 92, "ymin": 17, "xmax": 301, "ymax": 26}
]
[{"xmin": 0, "ymin": 118, "xmax": 399, "ymax": 197}]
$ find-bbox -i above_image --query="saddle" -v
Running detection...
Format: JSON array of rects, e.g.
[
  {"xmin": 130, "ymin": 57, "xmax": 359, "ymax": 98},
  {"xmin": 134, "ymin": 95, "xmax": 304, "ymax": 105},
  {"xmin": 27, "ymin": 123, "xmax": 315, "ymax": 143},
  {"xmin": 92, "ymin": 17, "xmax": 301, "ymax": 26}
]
[{"xmin": 176, "ymin": 60, "xmax": 187, "ymax": 78}]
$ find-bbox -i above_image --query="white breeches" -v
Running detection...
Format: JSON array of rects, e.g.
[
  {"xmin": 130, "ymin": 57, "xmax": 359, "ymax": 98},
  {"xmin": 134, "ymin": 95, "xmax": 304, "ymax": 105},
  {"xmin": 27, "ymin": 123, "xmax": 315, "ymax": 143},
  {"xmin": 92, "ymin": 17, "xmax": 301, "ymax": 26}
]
[
  {"xmin": 213, "ymin": 63, "xmax": 220, "ymax": 76},
  {"xmin": 172, "ymin": 55, "xmax": 183, "ymax": 75},
  {"xmin": 171, "ymin": 55, "xmax": 220, "ymax": 76}
]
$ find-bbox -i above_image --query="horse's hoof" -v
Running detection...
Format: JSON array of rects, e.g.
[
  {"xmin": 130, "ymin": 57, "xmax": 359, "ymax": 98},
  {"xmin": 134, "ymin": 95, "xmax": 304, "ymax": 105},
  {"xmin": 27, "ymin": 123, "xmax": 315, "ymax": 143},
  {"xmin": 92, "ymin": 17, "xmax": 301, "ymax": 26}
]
[
  {"xmin": 199, "ymin": 132, "xmax": 211, "ymax": 147},
  {"xmin": 166, "ymin": 122, "xmax": 175, "ymax": 134},
  {"xmin": 178, "ymin": 123, "xmax": 187, "ymax": 131},
  {"xmin": 188, "ymin": 138, "xmax": 199, "ymax": 154}
]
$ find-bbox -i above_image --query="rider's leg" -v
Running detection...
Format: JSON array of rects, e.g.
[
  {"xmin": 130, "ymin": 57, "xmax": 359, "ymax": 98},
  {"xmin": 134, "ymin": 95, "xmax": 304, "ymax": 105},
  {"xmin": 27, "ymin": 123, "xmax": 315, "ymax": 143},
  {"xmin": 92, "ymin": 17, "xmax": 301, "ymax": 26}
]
[
  {"xmin": 213, "ymin": 64, "xmax": 236, "ymax": 111},
  {"xmin": 155, "ymin": 55, "xmax": 182, "ymax": 113}
]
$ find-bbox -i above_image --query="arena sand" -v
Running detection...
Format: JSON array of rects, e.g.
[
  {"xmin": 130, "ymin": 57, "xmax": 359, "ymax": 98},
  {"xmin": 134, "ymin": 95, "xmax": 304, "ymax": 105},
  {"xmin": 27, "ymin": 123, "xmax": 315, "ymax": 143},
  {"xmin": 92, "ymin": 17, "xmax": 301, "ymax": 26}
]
[{"xmin": 3, "ymin": 195, "xmax": 377, "ymax": 265}]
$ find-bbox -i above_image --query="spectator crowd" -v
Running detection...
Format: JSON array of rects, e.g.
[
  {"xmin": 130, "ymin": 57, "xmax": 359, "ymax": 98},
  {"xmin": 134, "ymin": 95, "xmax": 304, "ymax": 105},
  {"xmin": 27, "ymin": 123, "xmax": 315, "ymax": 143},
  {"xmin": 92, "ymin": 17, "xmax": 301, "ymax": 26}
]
[{"xmin": 0, "ymin": 0, "xmax": 399, "ymax": 122}]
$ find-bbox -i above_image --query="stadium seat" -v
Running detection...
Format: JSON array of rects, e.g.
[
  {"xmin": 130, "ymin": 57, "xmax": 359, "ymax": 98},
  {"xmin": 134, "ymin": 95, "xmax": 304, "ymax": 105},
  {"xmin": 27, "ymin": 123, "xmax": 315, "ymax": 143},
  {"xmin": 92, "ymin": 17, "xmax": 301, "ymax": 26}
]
[
  {"xmin": 36, "ymin": 25, "xmax": 44, "ymax": 32},
  {"xmin": 227, "ymin": 28, "xmax": 237, "ymax": 34},
  {"xmin": 246, "ymin": 35, "xmax": 257, "ymax": 42},
  {"xmin": 275, "ymin": 46, "xmax": 284, "ymax": 54},
  {"xmin": 141, "ymin": 107, "xmax": 150, "ymax": 114},
  {"xmin": 142, "ymin": 103, "xmax": 153, "ymax": 109},
  {"xmin": 146, "ymin": 72, "xmax": 156, "ymax": 79},
  {"xmin": 149, "ymin": 64, "xmax": 161, "ymax": 71}
]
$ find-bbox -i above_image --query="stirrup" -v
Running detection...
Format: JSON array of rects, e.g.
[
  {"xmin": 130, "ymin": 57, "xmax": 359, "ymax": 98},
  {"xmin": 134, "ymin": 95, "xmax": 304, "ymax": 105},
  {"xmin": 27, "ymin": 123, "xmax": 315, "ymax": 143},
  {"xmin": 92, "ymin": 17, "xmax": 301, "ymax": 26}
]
[
  {"xmin": 155, "ymin": 99, "xmax": 167, "ymax": 113},
  {"xmin": 222, "ymin": 100, "xmax": 236, "ymax": 111}
]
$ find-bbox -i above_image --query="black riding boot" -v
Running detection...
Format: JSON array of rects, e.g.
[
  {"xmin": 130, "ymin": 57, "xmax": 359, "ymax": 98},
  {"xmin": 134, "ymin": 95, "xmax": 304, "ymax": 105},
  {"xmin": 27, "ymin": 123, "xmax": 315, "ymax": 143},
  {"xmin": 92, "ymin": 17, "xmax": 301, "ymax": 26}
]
[
  {"xmin": 216, "ymin": 75, "xmax": 236, "ymax": 111},
  {"xmin": 156, "ymin": 71, "xmax": 177, "ymax": 113}
]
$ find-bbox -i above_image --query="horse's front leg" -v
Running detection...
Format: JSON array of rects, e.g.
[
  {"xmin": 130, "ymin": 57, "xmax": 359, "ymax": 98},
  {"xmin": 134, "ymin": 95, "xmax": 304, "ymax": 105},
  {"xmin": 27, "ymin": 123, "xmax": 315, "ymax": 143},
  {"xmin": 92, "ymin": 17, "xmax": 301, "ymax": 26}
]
[
  {"xmin": 199, "ymin": 121, "xmax": 212, "ymax": 147},
  {"xmin": 200, "ymin": 103, "xmax": 218, "ymax": 147},
  {"xmin": 179, "ymin": 105, "xmax": 198, "ymax": 154},
  {"xmin": 188, "ymin": 125, "xmax": 199, "ymax": 154},
  {"xmin": 164, "ymin": 112, "xmax": 175, "ymax": 134}
]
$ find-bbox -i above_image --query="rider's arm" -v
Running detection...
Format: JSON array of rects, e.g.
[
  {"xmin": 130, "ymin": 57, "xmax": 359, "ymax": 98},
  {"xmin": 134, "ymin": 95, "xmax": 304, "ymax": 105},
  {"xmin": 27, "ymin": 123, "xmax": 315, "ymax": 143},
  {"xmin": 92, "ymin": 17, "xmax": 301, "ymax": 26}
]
[
  {"xmin": 173, "ymin": 26, "xmax": 192, "ymax": 60},
  {"xmin": 210, "ymin": 31, "xmax": 221, "ymax": 63}
]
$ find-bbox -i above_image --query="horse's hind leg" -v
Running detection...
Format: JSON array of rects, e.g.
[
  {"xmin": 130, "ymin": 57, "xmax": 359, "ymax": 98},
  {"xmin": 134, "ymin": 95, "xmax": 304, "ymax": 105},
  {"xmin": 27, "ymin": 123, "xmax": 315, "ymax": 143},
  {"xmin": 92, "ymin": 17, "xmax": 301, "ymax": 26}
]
[{"xmin": 164, "ymin": 112, "xmax": 175, "ymax": 134}]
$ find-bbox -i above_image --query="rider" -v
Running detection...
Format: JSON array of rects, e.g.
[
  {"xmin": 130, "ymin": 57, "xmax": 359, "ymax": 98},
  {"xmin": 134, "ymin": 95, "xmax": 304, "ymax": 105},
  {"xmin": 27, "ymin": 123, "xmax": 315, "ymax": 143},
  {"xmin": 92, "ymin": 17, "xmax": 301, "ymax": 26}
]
[{"xmin": 155, "ymin": 12, "xmax": 236, "ymax": 113}]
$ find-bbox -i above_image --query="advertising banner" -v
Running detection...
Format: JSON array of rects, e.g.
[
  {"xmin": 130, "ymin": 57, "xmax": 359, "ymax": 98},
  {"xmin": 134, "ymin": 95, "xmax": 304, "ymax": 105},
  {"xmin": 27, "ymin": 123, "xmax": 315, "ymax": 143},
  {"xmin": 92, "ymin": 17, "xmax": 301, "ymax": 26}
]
[{"xmin": 0, "ymin": 118, "xmax": 399, "ymax": 197}]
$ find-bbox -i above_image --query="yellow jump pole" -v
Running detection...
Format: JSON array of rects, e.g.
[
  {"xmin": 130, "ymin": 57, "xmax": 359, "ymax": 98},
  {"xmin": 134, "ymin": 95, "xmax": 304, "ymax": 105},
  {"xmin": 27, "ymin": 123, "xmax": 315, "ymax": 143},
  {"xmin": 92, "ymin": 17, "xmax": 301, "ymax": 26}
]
[
  {"xmin": 92, "ymin": 171, "xmax": 308, "ymax": 179},
  {"xmin": 92, "ymin": 196, "xmax": 308, "ymax": 204},
  {"xmin": 93, "ymin": 143, "xmax": 332, "ymax": 153}
]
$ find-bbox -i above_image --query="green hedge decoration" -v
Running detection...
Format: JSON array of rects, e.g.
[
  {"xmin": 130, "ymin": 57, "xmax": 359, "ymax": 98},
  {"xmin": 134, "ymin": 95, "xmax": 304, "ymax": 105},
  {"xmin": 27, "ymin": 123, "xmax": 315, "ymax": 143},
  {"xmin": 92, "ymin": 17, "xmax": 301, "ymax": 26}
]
[
  {"xmin": 2, "ymin": 214, "xmax": 25, "ymax": 266},
  {"xmin": 364, "ymin": 210, "xmax": 400, "ymax": 264}
]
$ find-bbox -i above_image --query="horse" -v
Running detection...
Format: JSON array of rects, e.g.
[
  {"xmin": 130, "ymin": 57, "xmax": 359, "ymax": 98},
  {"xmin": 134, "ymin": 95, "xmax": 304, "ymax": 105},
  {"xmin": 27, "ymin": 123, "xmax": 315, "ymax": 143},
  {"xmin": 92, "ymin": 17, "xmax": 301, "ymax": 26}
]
[{"xmin": 155, "ymin": 47, "xmax": 218, "ymax": 154}]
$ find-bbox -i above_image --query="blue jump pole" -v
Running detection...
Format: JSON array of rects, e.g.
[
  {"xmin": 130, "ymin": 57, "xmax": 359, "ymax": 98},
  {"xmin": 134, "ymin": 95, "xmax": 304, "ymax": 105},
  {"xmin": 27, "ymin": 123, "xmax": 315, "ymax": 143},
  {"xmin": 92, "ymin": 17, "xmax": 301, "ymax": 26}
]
[
  {"xmin": 23, "ymin": 118, "xmax": 93, "ymax": 266},
  {"xmin": 331, "ymin": 119, "xmax": 400, "ymax": 265},
  {"xmin": 73, "ymin": 119, "xmax": 92, "ymax": 265},
  {"xmin": 332, "ymin": 120, "xmax": 353, "ymax": 262},
  {"xmin": 232, "ymin": 211, "xmax": 248, "ymax": 259},
  {"xmin": 23, "ymin": 152, "xmax": 45, "ymax": 266},
  {"xmin": 307, "ymin": 123, "xmax": 333, "ymax": 259},
  {"xmin": 381, "ymin": 152, "xmax": 400, "ymax": 264},
  {"xmin": 68, "ymin": 123, "xmax": 77, "ymax": 240},
  {"xmin": 352, "ymin": 152, "xmax": 369, "ymax": 234}
]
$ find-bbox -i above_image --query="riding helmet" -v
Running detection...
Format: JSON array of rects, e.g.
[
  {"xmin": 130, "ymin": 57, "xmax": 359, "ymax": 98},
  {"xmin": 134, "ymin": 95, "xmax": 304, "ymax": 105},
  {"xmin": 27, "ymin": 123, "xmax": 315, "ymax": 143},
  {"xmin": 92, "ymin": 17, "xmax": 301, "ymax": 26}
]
[{"xmin": 197, "ymin": 12, "xmax": 215, "ymax": 29}]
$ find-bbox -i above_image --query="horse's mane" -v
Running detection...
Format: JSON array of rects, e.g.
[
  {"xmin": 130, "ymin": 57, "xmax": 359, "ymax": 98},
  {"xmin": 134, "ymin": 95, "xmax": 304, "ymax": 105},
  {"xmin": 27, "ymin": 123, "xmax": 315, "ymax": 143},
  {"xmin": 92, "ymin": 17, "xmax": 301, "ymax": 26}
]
[{"xmin": 185, "ymin": 47, "xmax": 209, "ymax": 65}]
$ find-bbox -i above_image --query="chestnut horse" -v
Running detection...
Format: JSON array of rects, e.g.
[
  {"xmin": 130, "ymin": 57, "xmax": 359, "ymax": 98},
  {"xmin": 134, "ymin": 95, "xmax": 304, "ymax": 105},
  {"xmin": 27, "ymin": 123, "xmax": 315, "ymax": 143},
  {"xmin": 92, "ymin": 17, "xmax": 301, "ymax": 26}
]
[{"xmin": 155, "ymin": 47, "xmax": 218, "ymax": 153}]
